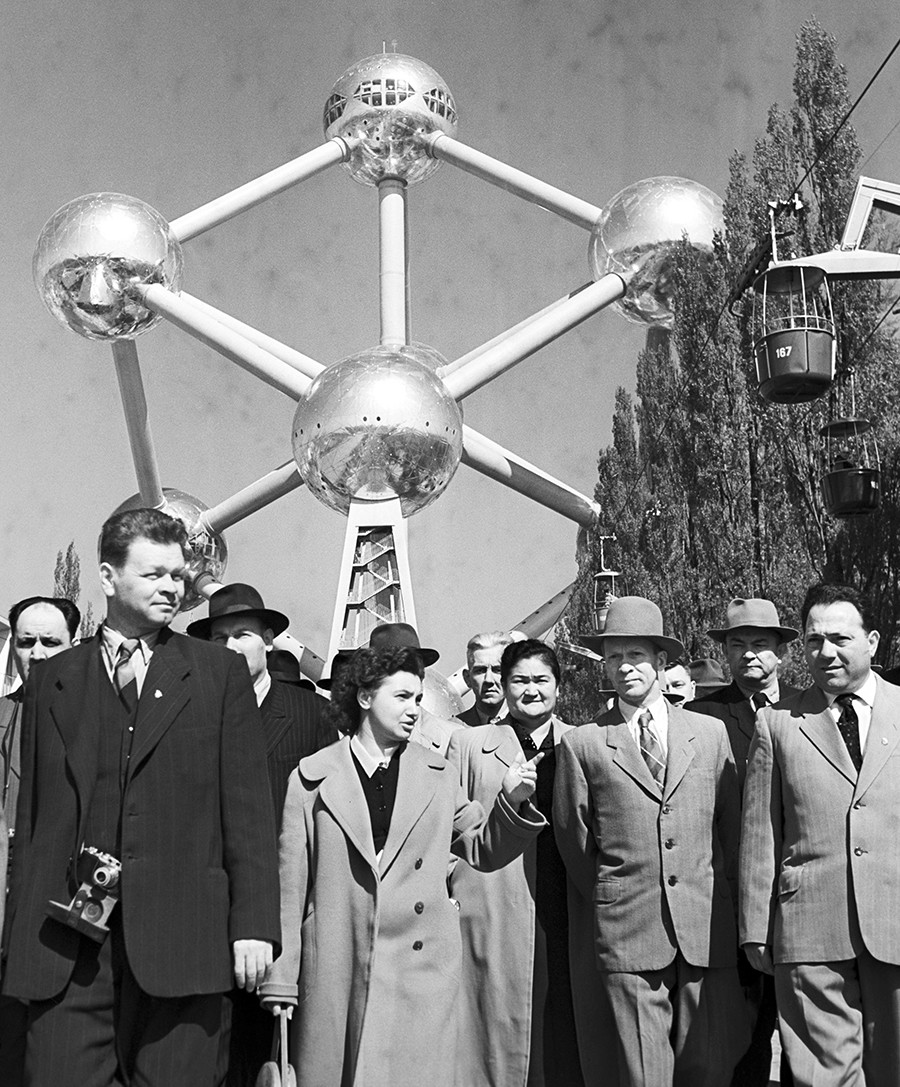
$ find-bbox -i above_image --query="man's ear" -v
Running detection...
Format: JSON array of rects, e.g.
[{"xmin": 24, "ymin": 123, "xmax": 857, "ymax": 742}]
[
  {"xmin": 99, "ymin": 562, "xmax": 116, "ymax": 600},
  {"xmin": 264, "ymin": 628, "xmax": 275, "ymax": 650},
  {"xmin": 462, "ymin": 668, "xmax": 473, "ymax": 691}
]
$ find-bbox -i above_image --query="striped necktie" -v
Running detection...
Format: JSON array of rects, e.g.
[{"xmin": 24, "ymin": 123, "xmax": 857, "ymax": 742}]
[
  {"xmin": 114, "ymin": 639, "xmax": 141, "ymax": 713},
  {"xmin": 638, "ymin": 711, "xmax": 666, "ymax": 790}
]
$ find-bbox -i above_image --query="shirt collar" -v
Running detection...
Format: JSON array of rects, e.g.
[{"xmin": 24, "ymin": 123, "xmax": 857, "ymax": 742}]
[
  {"xmin": 100, "ymin": 623, "xmax": 158, "ymax": 665},
  {"xmin": 825, "ymin": 669, "xmax": 877, "ymax": 710},
  {"xmin": 618, "ymin": 693, "xmax": 667, "ymax": 725},
  {"xmin": 350, "ymin": 733, "xmax": 396, "ymax": 777},
  {"xmin": 254, "ymin": 669, "xmax": 272, "ymax": 707}
]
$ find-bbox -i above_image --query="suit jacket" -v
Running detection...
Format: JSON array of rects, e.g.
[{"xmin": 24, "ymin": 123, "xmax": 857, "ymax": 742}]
[
  {"xmin": 2, "ymin": 628, "xmax": 280, "ymax": 1001},
  {"xmin": 554, "ymin": 703, "xmax": 741, "ymax": 972},
  {"xmin": 260, "ymin": 678, "xmax": 335, "ymax": 824},
  {"xmin": 0, "ymin": 691, "xmax": 22, "ymax": 826},
  {"xmin": 260, "ymin": 736, "xmax": 546, "ymax": 1087},
  {"xmin": 740, "ymin": 676, "xmax": 900, "ymax": 965},
  {"xmin": 690, "ymin": 680, "xmax": 801, "ymax": 792}
]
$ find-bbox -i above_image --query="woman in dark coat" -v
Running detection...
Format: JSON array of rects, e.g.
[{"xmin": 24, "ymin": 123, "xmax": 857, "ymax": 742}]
[{"xmin": 259, "ymin": 645, "xmax": 546, "ymax": 1087}]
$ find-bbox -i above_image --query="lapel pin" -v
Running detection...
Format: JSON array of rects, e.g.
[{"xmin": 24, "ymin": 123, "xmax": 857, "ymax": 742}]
[{"xmin": 154, "ymin": 689, "xmax": 163, "ymax": 699}]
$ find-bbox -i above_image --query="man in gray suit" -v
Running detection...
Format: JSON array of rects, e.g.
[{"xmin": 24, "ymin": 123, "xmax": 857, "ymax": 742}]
[
  {"xmin": 554, "ymin": 596, "xmax": 748, "ymax": 1086},
  {"xmin": 741, "ymin": 582, "xmax": 900, "ymax": 1084}
]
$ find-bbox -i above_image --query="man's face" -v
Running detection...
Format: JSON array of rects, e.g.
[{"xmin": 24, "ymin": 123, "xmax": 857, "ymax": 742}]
[
  {"xmin": 464, "ymin": 646, "xmax": 505, "ymax": 710},
  {"xmin": 12, "ymin": 602, "xmax": 73, "ymax": 681},
  {"xmin": 724, "ymin": 628, "xmax": 784, "ymax": 689},
  {"xmin": 100, "ymin": 538, "xmax": 186, "ymax": 634},
  {"xmin": 664, "ymin": 664, "xmax": 694, "ymax": 705},
  {"xmin": 805, "ymin": 601, "xmax": 878, "ymax": 695},
  {"xmin": 603, "ymin": 636, "xmax": 666, "ymax": 707},
  {"xmin": 210, "ymin": 614, "xmax": 272, "ymax": 681}
]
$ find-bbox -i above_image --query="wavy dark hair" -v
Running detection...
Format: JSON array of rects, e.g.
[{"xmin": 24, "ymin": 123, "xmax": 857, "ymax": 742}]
[
  {"xmin": 800, "ymin": 583, "xmax": 876, "ymax": 633},
  {"xmin": 326, "ymin": 645, "xmax": 425, "ymax": 736},
  {"xmin": 500, "ymin": 638, "xmax": 560, "ymax": 686}
]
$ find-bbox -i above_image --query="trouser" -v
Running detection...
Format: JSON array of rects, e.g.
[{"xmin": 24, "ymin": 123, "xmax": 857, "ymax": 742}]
[
  {"xmin": 602, "ymin": 955, "xmax": 750, "ymax": 1087},
  {"xmin": 24, "ymin": 919, "xmax": 224, "ymax": 1087},
  {"xmin": 775, "ymin": 953, "xmax": 900, "ymax": 1087}
]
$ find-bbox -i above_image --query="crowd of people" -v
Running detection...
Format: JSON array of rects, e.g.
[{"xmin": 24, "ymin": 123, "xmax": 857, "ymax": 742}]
[{"xmin": 0, "ymin": 505, "xmax": 897, "ymax": 1087}]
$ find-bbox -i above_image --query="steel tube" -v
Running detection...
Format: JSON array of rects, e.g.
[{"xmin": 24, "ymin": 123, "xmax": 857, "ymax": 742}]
[
  {"xmin": 379, "ymin": 179, "xmax": 409, "ymax": 345},
  {"xmin": 134, "ymin": 285, "xmax": 311, "ymax": 400},
  {"xmin": 429, "ymin": 134, "xmax": 603, "ymax": 231},
  {"xmin": 461, "ymin": 426, "xmax": 600, "ymax": 528},
  {"xmin": 443, "ymin": 274, "xmax": 626, "ymax": 400},
  {"xmin": 170, "ymin": 139, "xmax": 351, "ymax": 242},
  {"xmin": 111, "ymin": 340, "xmax": 165, "ymax": 508},
  {"xmin": 198, "ymin": 462, "xmax": 304, "ymax": 534}
]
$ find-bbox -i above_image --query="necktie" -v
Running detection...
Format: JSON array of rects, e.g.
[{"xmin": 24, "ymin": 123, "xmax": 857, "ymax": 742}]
[
  {"xmin": 835, "ymin": 693, "xmax": 863, "ymax": 772},
  {"xmin": 114, "ymin": 639, "xmax": 141, "ymax": 713},
  {"xmin": 751, "ymin": 692, "xmax": 769, "ymax": 713},
  {"xmin": 638, "ymin": 711, "xmax": 666, "ymax": 789}
]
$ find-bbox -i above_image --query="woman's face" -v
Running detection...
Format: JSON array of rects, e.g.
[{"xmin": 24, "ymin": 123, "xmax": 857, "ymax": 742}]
[
  {"xmin": 358, "ymin": 670, "xmax": 423, "ymax": 746},
  {"xmin": 503, "ymin": 655, "xmax": 558, "ymax": 729}
]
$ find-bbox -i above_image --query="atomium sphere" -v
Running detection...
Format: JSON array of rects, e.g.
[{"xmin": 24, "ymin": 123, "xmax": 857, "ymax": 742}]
[
  {"xmin": 292, "ymin": 342, "xmax": 463, "ymax": 517},
  {"xmin": 423, "ymin": 668, "xmax": 464, "ymax": 719},
  {"xmin": 113, "ymin": 488, "xmax": 227, "ymax": 612},
  {"xmin": 588, "ymin": 177, "xmax": 724, "ymax": 328},
  {"xmin": 34, "ymin": 192, "xmax": 183, "ymax": 341},
  {"xmin": 323, "ymin": 52, "xmax": 458, "ymax": 187}
]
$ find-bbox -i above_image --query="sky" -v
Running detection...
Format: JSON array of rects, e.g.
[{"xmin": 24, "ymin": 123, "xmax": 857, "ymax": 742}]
[{"xmin": 2, "ymin": 0, "xmax": 899, "ymax": 673}]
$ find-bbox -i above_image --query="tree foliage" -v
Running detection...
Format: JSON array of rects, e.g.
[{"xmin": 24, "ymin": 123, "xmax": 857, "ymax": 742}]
[
  {"xmin": 53, "ymin": 541, "xmax": 96, "ymax": 639},
  {"xmin": 559, "ymin": 20, "xmax": 900, "ymax": 721}
]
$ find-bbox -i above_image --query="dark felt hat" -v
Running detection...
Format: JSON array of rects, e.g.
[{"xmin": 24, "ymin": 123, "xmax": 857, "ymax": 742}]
[
  {"xmin": 689, "ymin": 657, "xmax": 728, "ymax": 689},
  {"xmin": 707, "ymin": 598, "xmax": 799, "ymax": 643},
  {"xmin": 268, "ymin": 649, "xmax": 316, "ymax": 691},
  {"xmin": 186, "ymin": 583, "xmax": 290, "ymax": 640},
  {"xmin": 368, "ymin": 622, "xmax": 439, "ymax": 666},
  {"xmin": 316, "ymin": 649, "xmax": 356, "ymax": 691},
  {"xmin": 578, "ymin": 596, "xmax": 685, "ymax": 659}
]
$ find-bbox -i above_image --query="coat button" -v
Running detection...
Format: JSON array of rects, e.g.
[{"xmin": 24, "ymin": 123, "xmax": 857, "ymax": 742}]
[
  {"xmin": 854, "ymin": 847, "xmax": 866, "ymax": 856},
  {"xmin": 662, "ymin": 806, "xmax": 671, "ymax": 814},
  {"xmin": 665, "ymin": 839, "xmax": 675, "ymax": 849},
  {"xmin": 413, "ymin": 940, "xmax": 423, "ymax": 951},
  {"xmin": 415, "ymin": 858, "xmax": 423, "ymax": 869},
  {"xmin": 668, "ymin": 875, "xmax": 678, "ymax": 886},
  {"xmin": 414, "ymin": 901, "xmax": 424, "ymax": 914}
]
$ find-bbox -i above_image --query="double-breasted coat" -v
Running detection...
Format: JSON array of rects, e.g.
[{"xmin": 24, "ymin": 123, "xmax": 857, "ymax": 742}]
[{"xmin": 259, "ymin": 735, "xmax": 546, "ymax": 1087}]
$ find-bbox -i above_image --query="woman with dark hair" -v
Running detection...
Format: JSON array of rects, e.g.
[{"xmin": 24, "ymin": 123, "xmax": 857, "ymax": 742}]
[
  {"xmin": 448, "ymin": 639, "xmax": 606, "ymax": 1086},
  {"xmin": 259, "ymin": 645, "xmax": 546, "ymax": 1087}
]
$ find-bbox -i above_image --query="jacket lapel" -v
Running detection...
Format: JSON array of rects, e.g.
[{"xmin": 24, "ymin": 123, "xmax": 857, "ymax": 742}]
[
  {"xmin": 606, "ymin": 708, "xmax": 662, "ymax": 801},
  {"xmin": 126, "ymin": 631, "xmax": 191, "ymax": 781},
  {"xmin": 260, "ymin": 680, "xmax": 292, "ymax": 754},
  {"xmin": 379, "ymin": 743, "xmax": 440, "ymax": 878},
  {"xmin": 309, "ymin": 739, "xmax": 378, "ymax": 872},
  {"xmin": 855, "ymin": 677, "xmax": 900, "ymax": 801},
  {"xmin": 49, "ymin": 639, "xmax": 103, "ymax": 806},
  {"xmin": 797, "ymin": 687, "xmax": 857, "ymax": 785},
  {"xmin": 663, "ymin": 707, "xmax": 695, "ymax": 799},
  {"xmin": 482, "ymin": 720, "xmax": 520, "ymax": 767}
]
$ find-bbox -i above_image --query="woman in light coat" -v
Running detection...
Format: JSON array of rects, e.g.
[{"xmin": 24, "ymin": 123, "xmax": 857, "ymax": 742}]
[
  {"xmin": 259, "ymin": 645, "xmax": 546, "ymax": 1087},
  {"xmin": 448, "ymin": 639, "xmax": 614, "ymax": 1087}
]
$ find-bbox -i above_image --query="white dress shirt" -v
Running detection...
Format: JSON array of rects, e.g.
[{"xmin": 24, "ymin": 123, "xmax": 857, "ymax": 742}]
[
  {"xmin": 825, "ymin": 670, "xmax": 877, "ymax": 755},
  {"xmin": 100, "ymin": 625, "xmax": 158, "ymax": 697},
  {"xmin": 619, "ymin": 693, "xmax": 669, "ymax": 758}
]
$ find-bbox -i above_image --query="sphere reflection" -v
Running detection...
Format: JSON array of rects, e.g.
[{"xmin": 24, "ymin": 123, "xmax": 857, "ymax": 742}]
[
  {"xmin": 34, "ymin": 192, "xmax": 183, "ymax": 341},
  {"xmin": 113, "ymin": 488, "xmax": 227, "ymax": 612},
  {"xmin": 589, "ymin": 176, "xmax": 724, "ymax": 328},
  {"xmin": 324, "ymin": 53, "xmax": 458, "ymax": 186},
  {"xmin": 292, "ymin": 343, "xmax": 463, "ymax": 517}
]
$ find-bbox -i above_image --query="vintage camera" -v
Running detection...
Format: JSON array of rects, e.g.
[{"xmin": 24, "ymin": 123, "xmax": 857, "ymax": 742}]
[{"xmin": 47, "ymin": 846, "xmax": 122, "ymax": 942}]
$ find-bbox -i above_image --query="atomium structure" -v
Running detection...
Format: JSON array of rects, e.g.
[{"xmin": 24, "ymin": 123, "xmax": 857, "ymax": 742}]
[{"xmin": 33, "ymin": 51, "xmax": 724, "ymax": 690}]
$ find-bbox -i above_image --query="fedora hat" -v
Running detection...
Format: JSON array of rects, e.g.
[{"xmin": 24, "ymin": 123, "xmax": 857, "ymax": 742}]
[
  {"xmin": 707, "ymin": 598, "xmax": 799, "ymax": 643},
  {"xmin": 368, "ymin": 622, "xmax": 439, "ymax": 665},
  {"xmin": 187, "ymin": 583, "xmax": 290, "ymax": 640},
  {"xmin": 579, "ymin": 596, "xmax": 685, "ymax": 659},
  {"xmin": 268, "ymin": 649, "xmax": 316, "ymax": 691},
  {"xmin": 689, "ymin": 657, "xmax": 727, "ymax": 689},
  {"xmin": 317, "ymin": 649, "xmax": 356, "ymax": 691}
]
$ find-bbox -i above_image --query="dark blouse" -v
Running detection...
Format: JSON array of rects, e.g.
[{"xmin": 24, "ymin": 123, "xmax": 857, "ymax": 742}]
[{"xmin": 351, "ymin": 742, "xmax": 404, "ymax": 853}]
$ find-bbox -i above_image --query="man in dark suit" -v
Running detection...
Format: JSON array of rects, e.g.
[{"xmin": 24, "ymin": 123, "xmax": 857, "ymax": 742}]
[
  {"xmin": 554, "ymin": 596, "xmax": 748, "ymax": 1086},
  {"xmin": 1, "ymin": 509, "xmax": 280, "ymax": 1087},
  {"xmin": 0, "ymin": 595, "xmax": 80, "ymax": 1085},
  {"xmin": 189, "ymin": 582, "xmax": 334, "ymax": 1086},
  {"xmin": 742, "ymin": 583, "xmax": 900, "ymax": 1084}
]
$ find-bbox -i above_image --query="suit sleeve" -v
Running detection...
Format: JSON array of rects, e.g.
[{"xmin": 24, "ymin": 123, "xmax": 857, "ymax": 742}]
[
  {"xmin": 220, "ymin": 652, "xmax": 281, "ymax": 952},
  {"xmin": 258, "ymin": 769, "xmax": 307, "ymax": 1005},
  {"xmin": 713, "ymin": 722, "xmax": 741, "ymax": 910},
  {"xmin": 552, "ymin": 732, "xmax": 598, "ymax": 902},
  {"xmin": 739, "ymin": 713, "xmax": 781, "ymax": 949}
]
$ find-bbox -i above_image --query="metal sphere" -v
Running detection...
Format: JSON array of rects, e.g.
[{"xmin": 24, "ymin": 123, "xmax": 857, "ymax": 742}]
[
  {"xmin": 112, "ymin": 488, "xmax": 227, "ymax": 612},
  {"xmin": 292, "ymin": 343, "xmax": 463, "ymax": 517},
  {"xmin": 588, "ymin": 177, "xmax": 724, "ymax": 328},
  {"xmin": 423, "ymin": 668, "xmax": 464, "ymax": 719},
  {"xmin": 34, "ymin": 192, "xmax": 183, "ymax": 341},
  {"xmin": 324, "ymin": 52, "xmax": 458, "ymax": 186}
]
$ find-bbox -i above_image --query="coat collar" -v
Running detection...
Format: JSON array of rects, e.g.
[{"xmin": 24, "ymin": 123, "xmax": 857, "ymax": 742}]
[
  {"xmin": 604, "ymin": 703, "xmax": 696, "ymax": 802},
  {"xmin": 125, "ymin": 629, "xmax": 191, "ymax": 781},
  {"xmin": 480, "ymin": 715, "xmax": 571, "ymax": 763},
  {"xmin": 260, "ymin": 678, "xmax": 292, "ymax": 754},
  {"xmin": 795, "ymin": 684, "xmax": 858, "ymax": 785},
  {"xmin": 856, "ymin": 675, "xmax": 900, "ymax": 799}
]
